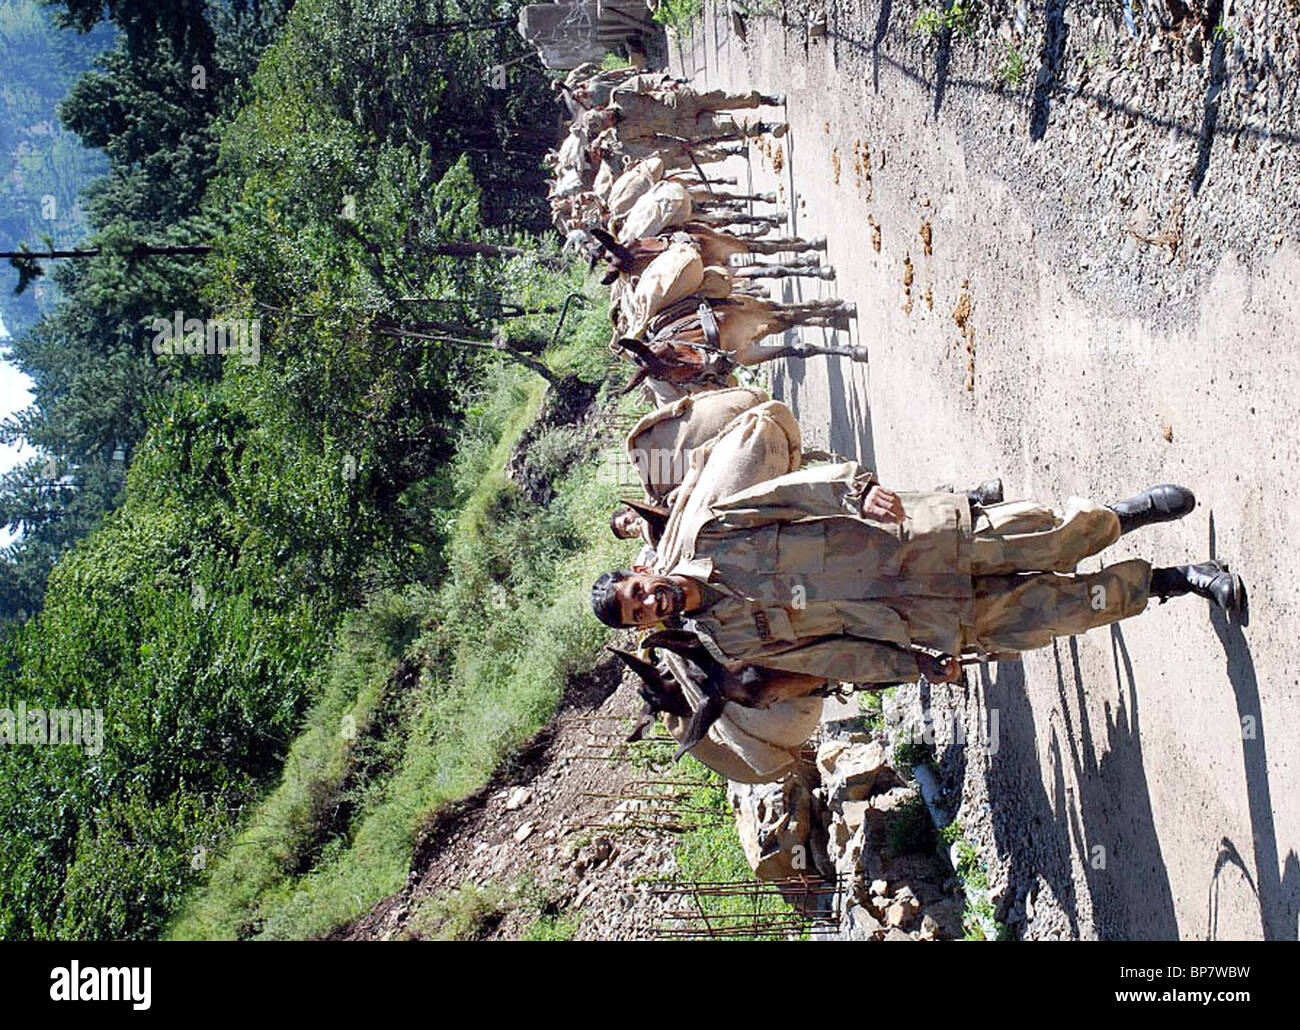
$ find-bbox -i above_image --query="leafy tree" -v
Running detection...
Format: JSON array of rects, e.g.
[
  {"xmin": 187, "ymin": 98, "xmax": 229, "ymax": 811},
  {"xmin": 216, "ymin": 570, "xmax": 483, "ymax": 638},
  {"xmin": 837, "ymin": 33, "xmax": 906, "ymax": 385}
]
[{"xmin": 0, "ymin": 0, "xmax": 581, "ymax": 939}]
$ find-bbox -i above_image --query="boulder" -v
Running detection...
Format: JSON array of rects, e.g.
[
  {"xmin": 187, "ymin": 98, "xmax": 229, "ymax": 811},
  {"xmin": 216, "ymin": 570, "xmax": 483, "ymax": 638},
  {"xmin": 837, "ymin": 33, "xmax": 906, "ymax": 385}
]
[
  {"xmin": 841, "ymin": 904, "xmax": 884, "ymax": 941},
  {"xmin": 817, "ymin": 738, "xmax": 888, "ymax": 802},
  {"xmin": 728, "ymin": 775, "xmax": 816, "ymax": 882}
]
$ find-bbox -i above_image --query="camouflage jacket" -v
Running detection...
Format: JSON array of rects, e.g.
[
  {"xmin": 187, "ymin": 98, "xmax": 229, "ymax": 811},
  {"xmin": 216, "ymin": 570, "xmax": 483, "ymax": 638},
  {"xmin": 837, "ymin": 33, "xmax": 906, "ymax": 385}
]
[{"xmin": 655, "ymin": 460, "xmax": 974, "ymax": 685}]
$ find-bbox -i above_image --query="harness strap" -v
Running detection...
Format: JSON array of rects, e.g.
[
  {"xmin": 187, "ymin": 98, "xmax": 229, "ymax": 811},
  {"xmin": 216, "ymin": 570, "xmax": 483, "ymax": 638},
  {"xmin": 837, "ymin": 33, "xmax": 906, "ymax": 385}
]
[{"xmin": 697, "ymin": 300, "xmax": 721, "ymax": 351}]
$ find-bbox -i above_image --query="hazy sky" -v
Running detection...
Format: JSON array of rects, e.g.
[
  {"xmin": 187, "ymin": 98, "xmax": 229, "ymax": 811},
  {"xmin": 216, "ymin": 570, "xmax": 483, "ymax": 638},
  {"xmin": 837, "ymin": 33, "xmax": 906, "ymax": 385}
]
[
  {"xmin": 0, "ymin": 315, "xmax": 34, "ymax": 473},
  {"xmin": 0, "ymin": 315, "xmax": 35, "ymax": 546}
]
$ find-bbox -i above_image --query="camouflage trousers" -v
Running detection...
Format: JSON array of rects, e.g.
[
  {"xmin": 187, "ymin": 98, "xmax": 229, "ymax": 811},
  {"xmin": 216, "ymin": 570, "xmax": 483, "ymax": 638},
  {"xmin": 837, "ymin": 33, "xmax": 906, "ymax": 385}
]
[
  {"xmin": 621, "ymin": 90, "xmax": 767, "ymax": 141},
  {"xmin": 667, "ymin": 88, "xmax": 767, "ymax": 116},
  {"xmin": 965, "ymin": 498, "xmax": 1151, "ymax": 654}
]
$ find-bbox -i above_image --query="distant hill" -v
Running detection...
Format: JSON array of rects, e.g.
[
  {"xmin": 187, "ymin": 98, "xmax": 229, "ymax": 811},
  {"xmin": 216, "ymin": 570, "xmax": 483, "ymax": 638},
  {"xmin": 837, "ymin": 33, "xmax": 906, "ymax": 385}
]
[{"xmin": 0, "ymin": 0, "xmax": 113, "ymax": 335}]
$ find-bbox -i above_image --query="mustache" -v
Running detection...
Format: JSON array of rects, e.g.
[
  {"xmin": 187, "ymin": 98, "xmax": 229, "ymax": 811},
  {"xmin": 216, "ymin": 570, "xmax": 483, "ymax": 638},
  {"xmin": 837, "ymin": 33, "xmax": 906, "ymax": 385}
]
[{"xmin": 656, "ymin": 579, "xmax": 686, "ymax": 616}]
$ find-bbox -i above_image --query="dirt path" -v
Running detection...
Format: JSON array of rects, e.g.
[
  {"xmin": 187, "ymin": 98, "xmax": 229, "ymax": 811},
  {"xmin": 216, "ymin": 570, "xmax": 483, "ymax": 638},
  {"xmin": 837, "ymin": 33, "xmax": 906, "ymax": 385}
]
[
  {"xmin": 673, "ymin": 0, "xmax": 1300, "ymax": 940},
  {"xmin": 334, "ymin": 656, "xmax": 697, "ymax": 940}
]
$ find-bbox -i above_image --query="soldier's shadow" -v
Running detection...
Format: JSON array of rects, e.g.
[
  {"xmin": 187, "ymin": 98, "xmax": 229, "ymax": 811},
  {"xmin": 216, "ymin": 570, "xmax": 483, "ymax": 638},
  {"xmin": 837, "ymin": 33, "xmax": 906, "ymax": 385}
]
[
  {"xmin": 1206, "ymin": 514, "xmax": 1300, "ymax": 940},
  {"xmin": 967, "ymin": 629, "xmax": 1179, "ymax": 939}
]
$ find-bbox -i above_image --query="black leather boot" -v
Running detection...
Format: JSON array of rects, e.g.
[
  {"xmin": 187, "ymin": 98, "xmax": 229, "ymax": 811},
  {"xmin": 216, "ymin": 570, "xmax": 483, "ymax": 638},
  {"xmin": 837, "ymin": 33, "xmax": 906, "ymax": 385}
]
[
  {"xmin": 1150, "ymin": 561, "xmax": 1245, "ymax": 616},
  {"xmin": 967, "ymin": 478, "xmax": 1004, "ymax": 507},
  {"xmin": 1107, "ymin": 484, "xmax": 1196, "ymax": 534}
]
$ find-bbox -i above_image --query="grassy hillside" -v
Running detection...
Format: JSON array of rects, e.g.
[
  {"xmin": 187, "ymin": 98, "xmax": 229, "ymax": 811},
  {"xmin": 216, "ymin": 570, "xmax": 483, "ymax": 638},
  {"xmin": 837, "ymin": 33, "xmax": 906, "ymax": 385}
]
[{"xmin": 169, "ymin": 278, "xmax": 634, "ymax": 940}]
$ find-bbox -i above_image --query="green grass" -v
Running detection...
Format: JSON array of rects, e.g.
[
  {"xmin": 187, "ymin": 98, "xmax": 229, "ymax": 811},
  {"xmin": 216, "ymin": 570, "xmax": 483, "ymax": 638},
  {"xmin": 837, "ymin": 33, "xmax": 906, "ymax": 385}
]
[
  {"xmin": 997, "ymin": 42, "xmax": 1027, "ymax": 86},
  {"xmin": 168, "ymin": 269, "xmax": 642, "ymax": 940},
  {"xmin": 858, "ymin": 689, "xmax": 887, "ymax": 732},
  {"xmin": 520, "ymin": 911, "xmax": 580, "ymax": 941},
  {"xmin": 891, "ymin": 732, "xmax": 933, "ymax": 781},
  {"xmin": 938, "ymin": 820, "xmax": 1011, "ymax": 940},
  {"xmin": 652, "ymin": 0, "xmax": 703, "ymax": 33},
  {"xmin": 913, "ymin": 0, "xmax": 980, "ymax": 39},
  {"xmin": 885, "ymin": 793, "xmax": 936, "ymax": 856},
  {"xmin": 669, "ymin": 763, "xmax": 805, "ymax": 940},
  {"xmin": 408, "ymin": 876, "xmax": 580, "ymax": 941},
  {"xmin": 407, "ymin": 882, "xmax": 512, "ymax": 941}
]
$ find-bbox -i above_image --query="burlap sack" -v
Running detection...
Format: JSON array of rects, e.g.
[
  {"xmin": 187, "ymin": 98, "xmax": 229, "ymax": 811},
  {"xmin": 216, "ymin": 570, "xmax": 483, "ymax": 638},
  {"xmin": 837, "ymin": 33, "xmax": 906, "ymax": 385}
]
[
  {"xmin": 663, "ymin": 400, "xmax": 803, "ymax": 546},
  {"xmin": 623, "ymin": 242, "xmax": 702, "ymax": 331},
  {"xmin": 593, "ymin": 158, "xmax": 615, "ymax": 201},
  {"xmin": 625, "ymin": 386, "xmax": 771, "ymax": 502},
  {"xmin": 607, "ymin": 155, "xmax": 665, "ymax": 223},
  {"xmin": 618, "ymin": 180, "xmax": 692, "ymax": 242},
  {"xmin": 645, "ymin": 397, "xmax": 818, "ymax": 783}
]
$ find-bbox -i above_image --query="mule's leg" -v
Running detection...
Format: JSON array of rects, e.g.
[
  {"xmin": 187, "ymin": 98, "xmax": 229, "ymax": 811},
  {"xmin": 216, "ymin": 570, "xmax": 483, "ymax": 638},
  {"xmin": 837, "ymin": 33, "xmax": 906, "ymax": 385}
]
[
  {"xmin": 704, "ymin": 190, "xmax": 778, "ymax": 204},
  {"xmin": 692, "ymin": 143, "xmax": 748, "ymax": 163},
  {"xmin": 694, "ymin": 197, "xmax": 749, "ymax": 213},
  {"xmin": 678, "ymin": 174, "xmax": 738, "ymax": 186},
  {"xmin": 727, "ymin": 252, "xmax": 824, "ymax": 268},
  {"xmin": 712, "ymin": 212, "xmax": 787, "ymax": 228},
  {"xmin": 752, "ymin": 337, "xmax": 869, "ymax": 362},
  {"xmin": 775, "ymin": 298, "xmax": 854, "ymax": 315},
  {"xmin": 732, "ymin": 263, "xmax": 836, "ymax": 281},
  {"xmin": 735, "ymin": 234, "xmax": 828, "ymax": 255}
]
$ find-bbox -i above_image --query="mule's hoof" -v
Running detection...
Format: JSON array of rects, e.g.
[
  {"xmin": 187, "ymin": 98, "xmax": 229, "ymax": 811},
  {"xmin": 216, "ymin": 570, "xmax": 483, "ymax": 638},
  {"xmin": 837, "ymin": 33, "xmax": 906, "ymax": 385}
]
[{"xmin": 760, "ymin": 192, "xmax": 778, "ymax": 204}]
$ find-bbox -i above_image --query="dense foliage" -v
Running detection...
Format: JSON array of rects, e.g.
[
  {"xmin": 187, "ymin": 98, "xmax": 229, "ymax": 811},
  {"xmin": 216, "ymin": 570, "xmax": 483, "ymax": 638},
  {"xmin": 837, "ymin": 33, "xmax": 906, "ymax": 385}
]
[{"xmin": 0, "ymin": 0, "xmax": 593, "ymax": 940}]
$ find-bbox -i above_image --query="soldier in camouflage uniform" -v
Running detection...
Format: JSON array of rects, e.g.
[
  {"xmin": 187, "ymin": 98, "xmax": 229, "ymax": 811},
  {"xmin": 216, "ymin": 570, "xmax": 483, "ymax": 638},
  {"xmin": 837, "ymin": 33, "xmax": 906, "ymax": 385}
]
[
  {"xmin": 591, "ymin": 410, "xmax": 1244, "ymax": 689},
  {"xmin": 593, "ymin": 83, "xmax": 788, "ymax": 143}
]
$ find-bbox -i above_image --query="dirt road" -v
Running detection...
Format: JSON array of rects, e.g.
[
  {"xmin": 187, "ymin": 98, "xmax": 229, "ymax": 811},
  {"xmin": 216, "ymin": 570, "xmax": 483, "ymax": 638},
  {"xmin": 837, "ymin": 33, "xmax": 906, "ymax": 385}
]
[{"xmin": 672, "ymin": 0, "xmax": 1300, "ymax": 940}]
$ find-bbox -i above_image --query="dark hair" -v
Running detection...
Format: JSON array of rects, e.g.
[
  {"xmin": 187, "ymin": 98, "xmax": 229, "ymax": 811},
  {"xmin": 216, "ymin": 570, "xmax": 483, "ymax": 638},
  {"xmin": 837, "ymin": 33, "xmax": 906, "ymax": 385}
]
[
  {"xmin": 609, "ymin": 506, "xmax": 636, "ymax": 539},
  {"xmin": 591, "ymin": 570, "xmax": 631, "ymax": 627}
]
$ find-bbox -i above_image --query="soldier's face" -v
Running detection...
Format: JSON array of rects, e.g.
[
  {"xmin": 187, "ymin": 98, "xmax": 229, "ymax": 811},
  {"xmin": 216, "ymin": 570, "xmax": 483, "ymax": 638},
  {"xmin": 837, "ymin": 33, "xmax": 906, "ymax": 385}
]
[
  {"xmin": 611, "ymin": 509, "xmax": 645, "ymax": 539},
  {"xmin": 616, "ymin": 573, "xmax": 684, "ymax": 626}
]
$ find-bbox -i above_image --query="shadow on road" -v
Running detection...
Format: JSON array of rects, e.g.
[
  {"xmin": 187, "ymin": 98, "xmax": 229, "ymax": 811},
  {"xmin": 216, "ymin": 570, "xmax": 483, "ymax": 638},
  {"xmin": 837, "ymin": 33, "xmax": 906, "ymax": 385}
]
[
  {"xmin": 1029, "ymin": 0, "xmax": 1069, "ymax": 141},
  {"xmin": 870, "ymin": 0, "xmax": 893, "ymax": 92},
  {"xmin": 1191, "ymin": 18, "xmax": 1228, "ymax": 194},
  {"xmin": 961, "ymin": 628, "xmax": 1181, "ymax": 939},
  {"xmin": 932, "ymin": 20, "xmax": 953, "ymax": 117},
  {"xmin": 1207, "ymin": 513, "xmax": 1300, "ymax": 940},
  {"xmin": 974, "ymin": 655, "xmax": 1083, "ymax": 935}
]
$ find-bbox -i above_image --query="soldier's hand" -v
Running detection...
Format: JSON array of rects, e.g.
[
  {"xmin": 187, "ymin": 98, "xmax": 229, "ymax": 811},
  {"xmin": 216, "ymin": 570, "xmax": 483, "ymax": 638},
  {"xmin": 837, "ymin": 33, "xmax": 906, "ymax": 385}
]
[
  {"xmin": 916, "ymin": 653, "xmax": 961, "ymax": 683},
  {"xmin": 863, "ymin": 485, "xmax": 905, "ymax": 523}
]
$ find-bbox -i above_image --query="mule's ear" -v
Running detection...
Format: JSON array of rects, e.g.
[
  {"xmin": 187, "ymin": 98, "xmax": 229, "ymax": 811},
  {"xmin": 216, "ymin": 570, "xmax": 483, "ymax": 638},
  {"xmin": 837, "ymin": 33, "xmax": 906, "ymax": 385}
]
[
  {"xmin": 616, "ymin": 336, "xmax": 652, "ymax": 358},
  {"xmin": 601, "ymin": 269, "xmax": 619, "ymax": 285},
  {"xmin": 591, "ymin": 226, "xmax": 617, "ymax": 250},
  {"xmin": 620, "ymin": 366, "xmax": 649, "ymax": 395},
  {"xmin": 607, "ymin": 646, "xmax": 662, "ymax": 686}
]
